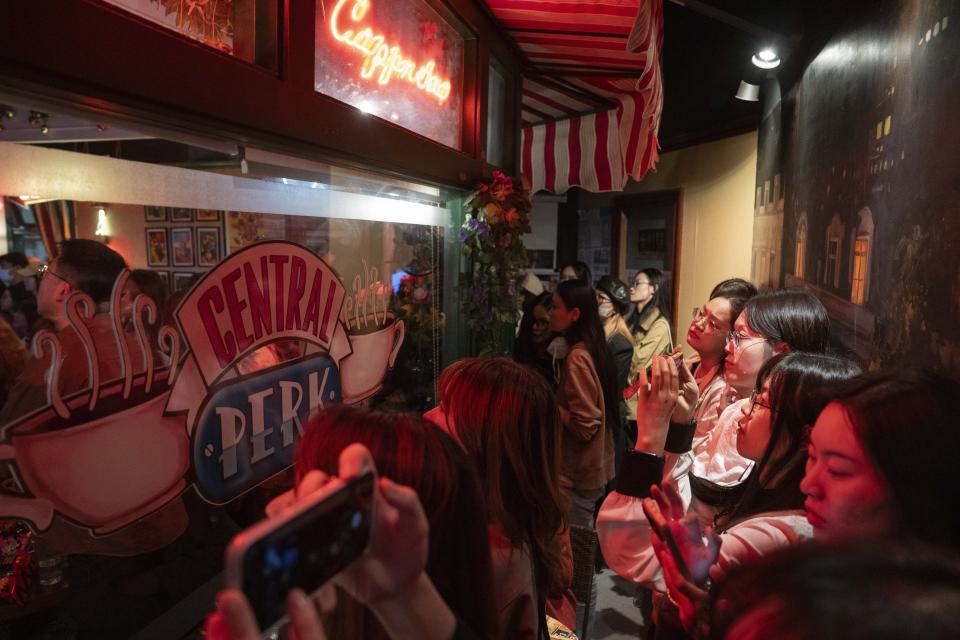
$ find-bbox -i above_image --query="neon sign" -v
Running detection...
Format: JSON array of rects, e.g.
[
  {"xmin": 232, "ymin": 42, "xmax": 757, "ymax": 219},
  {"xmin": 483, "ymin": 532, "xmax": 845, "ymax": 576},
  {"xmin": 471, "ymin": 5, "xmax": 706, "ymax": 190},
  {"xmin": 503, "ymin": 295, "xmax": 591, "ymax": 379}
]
[{"xmin": 330, "ymin": 0, "xmax": 452, "ymax": 103}]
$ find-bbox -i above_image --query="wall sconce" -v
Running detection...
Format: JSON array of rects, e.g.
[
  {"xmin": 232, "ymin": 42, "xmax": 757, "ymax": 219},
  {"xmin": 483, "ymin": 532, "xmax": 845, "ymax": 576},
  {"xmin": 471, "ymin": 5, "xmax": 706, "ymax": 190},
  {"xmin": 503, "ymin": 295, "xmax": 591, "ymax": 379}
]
[{"xmin": 94, "ymin": 205, "xmax": 111, "ymax": 243}]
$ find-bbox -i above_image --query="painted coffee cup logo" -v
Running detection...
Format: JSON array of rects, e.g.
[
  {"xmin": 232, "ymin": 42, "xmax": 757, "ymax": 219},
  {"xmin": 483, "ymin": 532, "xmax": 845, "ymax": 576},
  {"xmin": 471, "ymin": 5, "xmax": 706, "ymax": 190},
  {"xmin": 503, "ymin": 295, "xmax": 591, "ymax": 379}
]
[{"xmin": 339, "ymin": 313, "xmax": 405, "ymax": 403}]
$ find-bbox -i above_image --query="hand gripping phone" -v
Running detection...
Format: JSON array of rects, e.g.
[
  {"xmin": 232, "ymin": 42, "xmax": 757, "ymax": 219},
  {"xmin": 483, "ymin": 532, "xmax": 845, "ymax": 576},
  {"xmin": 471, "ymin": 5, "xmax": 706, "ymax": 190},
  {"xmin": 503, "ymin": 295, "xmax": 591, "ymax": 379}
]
[
  {"xmin": 224, "ymin": 471, "xmax": 376, "ymax": 634},
  {"xmin": 641, "ymin": 497, "xmax": 693, "ymax": 582}
]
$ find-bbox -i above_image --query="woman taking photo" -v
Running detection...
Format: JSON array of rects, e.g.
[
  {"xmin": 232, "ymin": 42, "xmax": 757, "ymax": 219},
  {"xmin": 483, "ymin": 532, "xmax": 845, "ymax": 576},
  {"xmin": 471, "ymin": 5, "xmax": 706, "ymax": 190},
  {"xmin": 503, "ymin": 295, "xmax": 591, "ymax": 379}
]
[
  {"xmin": 599, "ymin": 353, "xmax": 860, "ymax": 590},
  {"xmin": 427, "ymin": 357, "xmax": 573, "ymax": 638},
  {"xmin": 551, "ymin": 280, "xmax": 620, "ymax": 526}
]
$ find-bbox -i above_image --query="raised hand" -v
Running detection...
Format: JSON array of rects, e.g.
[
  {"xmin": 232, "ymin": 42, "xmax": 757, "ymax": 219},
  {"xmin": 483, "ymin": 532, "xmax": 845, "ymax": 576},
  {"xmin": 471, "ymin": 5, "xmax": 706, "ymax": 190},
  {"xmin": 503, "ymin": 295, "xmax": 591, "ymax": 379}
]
[
  {"xmin": 671, "ymin": 359, "xmax": 700, "ymax": 424},
  {"xmin": 650, "ymin": 483, "xmax": 721, "ymax": 585},
  {"xmin": 632, "ymin": 355, "xmax": 680, "ymax": 455}
]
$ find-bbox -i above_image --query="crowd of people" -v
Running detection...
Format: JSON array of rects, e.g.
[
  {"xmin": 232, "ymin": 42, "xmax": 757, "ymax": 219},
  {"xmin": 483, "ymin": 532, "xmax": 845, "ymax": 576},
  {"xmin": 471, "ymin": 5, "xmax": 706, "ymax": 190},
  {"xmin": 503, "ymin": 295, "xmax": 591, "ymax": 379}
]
[
  {"xmin": 206, "ymin": 260, "xmax": 960, "ymax": 640},
  {"xmin": 2, "ymin": 242, "xmax": 958, "ymax": 639}
]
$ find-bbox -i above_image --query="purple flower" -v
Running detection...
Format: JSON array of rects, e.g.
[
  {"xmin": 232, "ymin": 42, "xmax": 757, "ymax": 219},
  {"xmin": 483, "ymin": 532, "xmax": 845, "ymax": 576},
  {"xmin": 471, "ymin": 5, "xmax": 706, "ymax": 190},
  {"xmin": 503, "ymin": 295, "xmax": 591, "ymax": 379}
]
[
  {"xmin": 467, "ymin": 217, "xmax": 479, "ymax": 231},
  {"xmin": 458, "ymin": 228, "xmax": 469, "ymax": 243},
  {"xmin": 476, "ymin": 221, "xmax": 491, "ymax": 237}
]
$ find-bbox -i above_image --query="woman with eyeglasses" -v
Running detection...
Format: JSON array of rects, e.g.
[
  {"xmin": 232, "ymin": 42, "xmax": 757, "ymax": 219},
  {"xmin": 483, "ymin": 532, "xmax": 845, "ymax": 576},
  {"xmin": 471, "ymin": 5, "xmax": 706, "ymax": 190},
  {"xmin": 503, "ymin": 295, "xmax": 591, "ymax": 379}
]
[
  {"xmin": 597, "ymin": 352, "xmax": 860, "ymax": 635},
  {"xmin": 514, "ymin": 291, "xmax": 557, "ymax": 386}
]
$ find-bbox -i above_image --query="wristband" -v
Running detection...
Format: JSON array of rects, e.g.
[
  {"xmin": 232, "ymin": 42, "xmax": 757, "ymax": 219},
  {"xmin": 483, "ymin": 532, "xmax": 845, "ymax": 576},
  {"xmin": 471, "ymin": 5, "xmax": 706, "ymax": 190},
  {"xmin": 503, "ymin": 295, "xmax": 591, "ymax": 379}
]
[
  {"xmin": 664, "ymin": 420, "xmax": 697, "ymax": 454},
  {"xmin": 616, "ymin": 449, "xmax": 665, "ymax": 498}
]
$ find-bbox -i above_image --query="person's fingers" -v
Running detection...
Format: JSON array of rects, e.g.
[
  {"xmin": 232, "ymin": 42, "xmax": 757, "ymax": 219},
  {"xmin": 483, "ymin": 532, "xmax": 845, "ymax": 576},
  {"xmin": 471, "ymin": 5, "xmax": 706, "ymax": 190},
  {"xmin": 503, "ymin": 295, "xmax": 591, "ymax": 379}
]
[
  {"xmin": 296, "ymin": 469, "xmax": 333, "ymax": 500},
  {"xmin": 649, "ymin": 486, "xmax": 671, "ymax": 518},
  {"xmin": 662, "ymin": 483, "xmax": 685, "ymax": 519},
  {"xmin": 202, "ymin": 612, "xmax": 229, "ymax": 640},
  {"xmin": 638, "ymin": 358, "xmax": 649, "ymax": 389},
  {"xmin": 678, "ymin": 358, "xmax": 695, "ymax": 385},
  {"xmin": 665, "ymin": 355, "xmax": 679, "ymax": 399},
  {"xmin": 265, "ymin": 489, "xmax": 296, "ymax": 518},
  {"xmin": 338, "ymin": 443, "xmax": 377, "ymax": 481},
  {"xmin": 217, "ymin": 589, "xmax": 261, "ymax": 640},
  {"xmin": 287, "ymin": 588, "xmax": 327, "ymax": 640},
  {"xmin": 314, "ymin": 584, "xmax": 338, "ymax": 615},
  {"xmin": 650, "ymin": 355, "xmax": 663, "ymax": 395}
]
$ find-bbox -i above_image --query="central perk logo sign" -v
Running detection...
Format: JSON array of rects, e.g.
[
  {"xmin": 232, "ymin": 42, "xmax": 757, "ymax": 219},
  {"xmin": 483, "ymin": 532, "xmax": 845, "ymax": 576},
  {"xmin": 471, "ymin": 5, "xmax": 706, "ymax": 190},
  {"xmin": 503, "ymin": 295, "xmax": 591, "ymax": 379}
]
[{"xmin": 171, "ymin": 242, "xmax": 352, "ymax": 504}]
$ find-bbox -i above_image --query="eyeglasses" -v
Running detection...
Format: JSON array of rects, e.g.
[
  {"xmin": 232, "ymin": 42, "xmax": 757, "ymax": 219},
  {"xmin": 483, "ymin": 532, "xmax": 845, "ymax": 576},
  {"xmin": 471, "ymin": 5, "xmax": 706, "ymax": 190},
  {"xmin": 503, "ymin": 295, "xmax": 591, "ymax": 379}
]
[
  {"xmin": 727, "ymin": 330, "xmax": 770, "ymax": 350},
  {"xmin": 630, "ymin": 280, "xmax": 650, "ymax": 290},
  {"xmin": 596, "ymin": 294, "xmax": 613, "ymax": 305},
  {"xmin": 746, "ymin": 390, "xmax": 774, "ymax": 417},
  {"xmin": 36, "ymin": 264, "xmax": 66, "ymax": 284},
  {"xmin": 692, "ymin": 307, "xmax": 723, "ymax": 333}
]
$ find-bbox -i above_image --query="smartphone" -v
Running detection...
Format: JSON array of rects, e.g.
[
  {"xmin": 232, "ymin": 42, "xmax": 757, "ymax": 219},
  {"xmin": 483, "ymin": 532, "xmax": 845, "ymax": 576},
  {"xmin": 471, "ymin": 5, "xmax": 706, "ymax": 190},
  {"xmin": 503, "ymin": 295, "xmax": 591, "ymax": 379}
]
[
  {"xmin": 224, "ymin": 470, "xmax": 376, "ymax": 634},
  {"xmin": 623, "ymin": 350, "xmax": 685, "ymax": 401},
  {"xmin": 644, "ymin": 350, "xmax": 685, "ymax": 381},
  {"xmin": 641, "ymin": 497, "xmax": 693, "ymax": 582}
]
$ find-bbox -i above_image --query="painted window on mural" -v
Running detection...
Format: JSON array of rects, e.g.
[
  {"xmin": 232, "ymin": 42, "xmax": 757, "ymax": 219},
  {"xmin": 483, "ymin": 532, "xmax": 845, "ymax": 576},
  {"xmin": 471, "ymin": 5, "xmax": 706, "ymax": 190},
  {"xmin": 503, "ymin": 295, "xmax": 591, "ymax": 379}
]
[
  {"xmin": 795, "ymin": 215, "xmax": 807, "ymax": 278},
  {"xmin": 851, "ymin": 236, "xmax": 869, "ymax": 305},
  {"xmin": 825, "ymin": 237, "xmax": 841, "ymax": 288},
  {"xmin": 314, "ymin": 0, "xmax": 465, "ymax": 149}
]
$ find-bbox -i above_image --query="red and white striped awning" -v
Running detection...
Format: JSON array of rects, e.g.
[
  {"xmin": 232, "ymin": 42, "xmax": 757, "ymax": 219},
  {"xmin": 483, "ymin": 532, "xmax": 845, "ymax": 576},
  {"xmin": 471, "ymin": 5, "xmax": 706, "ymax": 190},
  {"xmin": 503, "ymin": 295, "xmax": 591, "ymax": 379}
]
[{"xmin": 485, "ymin": 0, "xmax": 664, "ymax": 193}]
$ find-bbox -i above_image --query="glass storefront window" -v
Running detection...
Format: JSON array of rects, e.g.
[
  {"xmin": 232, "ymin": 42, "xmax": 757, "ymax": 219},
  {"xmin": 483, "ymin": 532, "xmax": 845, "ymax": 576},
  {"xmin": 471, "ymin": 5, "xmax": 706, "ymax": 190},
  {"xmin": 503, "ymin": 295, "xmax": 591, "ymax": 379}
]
[
  {"xmin": 100, "ymin": 0, "xmax": 280, "ymax": 69},
  {"xmin": 486, "ymin": 61, "xmax": 507, "ymax": 168},
  {"xmin": 314, "ymin": 0, "xmax": 465, "ymax": 149},
  {"xmin": 0, "ymin": 104, "xmax": 460, "ymax": 636}
]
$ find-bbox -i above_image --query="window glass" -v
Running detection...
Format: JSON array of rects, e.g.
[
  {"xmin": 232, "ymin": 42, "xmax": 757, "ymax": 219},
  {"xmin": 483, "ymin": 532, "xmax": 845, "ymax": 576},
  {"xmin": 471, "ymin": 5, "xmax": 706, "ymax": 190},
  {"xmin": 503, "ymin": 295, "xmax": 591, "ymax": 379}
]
[{"xmin": 314, "ymin": 0, "xmax": 465, "ymax": 149}]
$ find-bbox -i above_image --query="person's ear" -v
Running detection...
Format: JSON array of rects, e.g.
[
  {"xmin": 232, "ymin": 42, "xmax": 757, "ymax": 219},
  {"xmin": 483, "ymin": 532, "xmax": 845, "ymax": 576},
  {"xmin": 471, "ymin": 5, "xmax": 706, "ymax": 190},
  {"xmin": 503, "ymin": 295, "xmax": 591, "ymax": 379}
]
[
  {"xmin": 771, "ymin": 341, "xmax": 790, "ymax": 355},
  {"xmin": 570, "ymin": 307, "xmax": 581, "ymax": 323},
  {"xmin": 53, "ymin": 280, "xmax": 72, "ymax": 303}
]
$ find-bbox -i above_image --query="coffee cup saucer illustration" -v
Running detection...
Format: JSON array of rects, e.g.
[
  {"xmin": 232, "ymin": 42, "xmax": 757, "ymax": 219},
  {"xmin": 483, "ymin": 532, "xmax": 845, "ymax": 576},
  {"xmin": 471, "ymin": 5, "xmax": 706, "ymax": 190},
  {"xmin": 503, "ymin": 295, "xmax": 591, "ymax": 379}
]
[{"xmin": 0, "ymin": 270, "xmax": 189, "ymax": 553}]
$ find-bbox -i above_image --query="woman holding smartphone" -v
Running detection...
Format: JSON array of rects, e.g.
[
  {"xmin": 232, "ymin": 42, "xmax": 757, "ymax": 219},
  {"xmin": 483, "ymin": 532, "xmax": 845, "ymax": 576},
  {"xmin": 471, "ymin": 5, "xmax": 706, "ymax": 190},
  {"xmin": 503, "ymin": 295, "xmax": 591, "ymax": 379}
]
[
  {"xmin": 207, "ymin": 406, "xmax": 499, "ymax": 640},
  {"xmin": 550, "ymin": 279, "xmax": 620, "ymax": 526},
  {"xmin": 655, "ymin": 370, "xmax": 960, "ymax": 637},
  {"xmin": 598, "ymin": 353, "xmax": 859, "ymax": 631}
]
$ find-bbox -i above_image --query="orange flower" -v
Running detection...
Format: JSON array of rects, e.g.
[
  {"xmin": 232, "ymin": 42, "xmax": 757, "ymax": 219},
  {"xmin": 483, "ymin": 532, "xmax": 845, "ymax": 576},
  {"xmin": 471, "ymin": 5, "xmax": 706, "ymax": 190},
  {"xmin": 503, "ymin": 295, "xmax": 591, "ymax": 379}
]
[{"xmin": 484, "ymin": 202, "xmax": 503, "ymax": 224}]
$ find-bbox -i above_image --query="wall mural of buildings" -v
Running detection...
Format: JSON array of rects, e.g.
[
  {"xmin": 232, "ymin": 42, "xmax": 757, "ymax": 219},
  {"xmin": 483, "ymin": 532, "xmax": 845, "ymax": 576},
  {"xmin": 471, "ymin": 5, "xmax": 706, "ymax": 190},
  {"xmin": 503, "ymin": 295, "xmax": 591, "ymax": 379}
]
[{"xmin": 753, "ymin": 0, "xmax": 959, "ymax": 375}]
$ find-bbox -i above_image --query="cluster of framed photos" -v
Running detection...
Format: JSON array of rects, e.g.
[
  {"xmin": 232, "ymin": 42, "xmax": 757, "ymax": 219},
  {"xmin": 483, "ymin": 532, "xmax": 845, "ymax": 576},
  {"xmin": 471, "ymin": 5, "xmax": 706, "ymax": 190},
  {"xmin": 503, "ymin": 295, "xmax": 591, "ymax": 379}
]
[
  {"xmin": 144, "ymin": 207, "xmax": 223, "ymax": 268},
  {"xmin": 148, "ymin": 271, "xmax": 198, "ymax": 293}
]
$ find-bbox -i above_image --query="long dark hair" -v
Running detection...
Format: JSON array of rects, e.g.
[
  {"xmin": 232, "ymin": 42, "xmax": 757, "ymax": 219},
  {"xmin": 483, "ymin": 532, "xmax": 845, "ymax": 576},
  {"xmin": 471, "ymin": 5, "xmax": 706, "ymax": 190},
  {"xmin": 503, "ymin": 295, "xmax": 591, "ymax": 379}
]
[
  {"xmin": 555, "ymin": 280, "xmax": 619, "ymax": 435},
  {"xmin": 709, "ymin": 278, "xmax": 757, "ymax": 332},
  {"xmin": 295, "ymin": 406, "xmax": 498, "ymax": 639},
  {"xmin": 630, "ymin": 267, "xmax": 670, "ymax": 332},
  {"xmin": 719, "ymin": 352, "xmax": 862, "ymax": 528},
  {"xmin": 709, "ymin": 541, "xmax": 960, "ymax": 640},
  {"xmin": 437, "ymin": 357, "xmax": 568, "ymax": 596},
  {"xmin": 832, "ymin": 371, "xmax": 960, "ymax": 550},
  {"xmin": 743, "ymin": 289, "xmax": 831, "ymax": 352},
  {"xmin": 514, "ymin": 291, "xmax": 553, "ymax": 362}
]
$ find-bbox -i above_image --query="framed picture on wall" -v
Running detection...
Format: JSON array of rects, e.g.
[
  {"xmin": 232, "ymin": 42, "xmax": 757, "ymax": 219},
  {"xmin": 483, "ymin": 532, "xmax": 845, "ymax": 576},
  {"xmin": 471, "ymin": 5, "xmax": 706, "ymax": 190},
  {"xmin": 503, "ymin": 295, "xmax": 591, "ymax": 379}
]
[
  {"xmin": 195, "ymin": 209, "xmax": 222, "ymax": 222},
  {"xmin": 153, "ymin": 270, "xmax": 170, "ymax": 289},
  {"xmin": 173, "ymin": 272, "xmax": 196, "ymax": 292},
  {"xmin": 170, "ymin": 207, "xmax": 194, "ymax": 222},
  {"xmin": 196, "ymin": 227, "xmax": 222, "ymax": 267},
  {"xmin": 145, "ymin": 228, "xmax": 169, "ymax": 267},
  {"xmin": 170, "ymin": 227, "xmax": 195, "ymax": 266},
  {"xmin": 144, "ymin": 205, "xmax": 166, "ymax": 222}
]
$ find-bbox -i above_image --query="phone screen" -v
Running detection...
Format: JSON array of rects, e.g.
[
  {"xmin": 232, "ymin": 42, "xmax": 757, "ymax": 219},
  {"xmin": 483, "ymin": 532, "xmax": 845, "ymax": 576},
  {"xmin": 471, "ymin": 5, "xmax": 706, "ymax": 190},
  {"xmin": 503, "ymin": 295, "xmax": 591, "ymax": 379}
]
[{"xmin": 241, "ymin": 471, "xmax": 375, "ymax": 630}]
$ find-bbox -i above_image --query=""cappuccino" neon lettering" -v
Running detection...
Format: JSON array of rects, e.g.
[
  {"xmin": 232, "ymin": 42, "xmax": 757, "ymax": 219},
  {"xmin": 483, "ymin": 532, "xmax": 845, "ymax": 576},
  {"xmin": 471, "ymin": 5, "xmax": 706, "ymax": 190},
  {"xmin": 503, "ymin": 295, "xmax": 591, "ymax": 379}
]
[{"xmin": 330, "ymin": 0, "xmax": 452, "ymax": 103}]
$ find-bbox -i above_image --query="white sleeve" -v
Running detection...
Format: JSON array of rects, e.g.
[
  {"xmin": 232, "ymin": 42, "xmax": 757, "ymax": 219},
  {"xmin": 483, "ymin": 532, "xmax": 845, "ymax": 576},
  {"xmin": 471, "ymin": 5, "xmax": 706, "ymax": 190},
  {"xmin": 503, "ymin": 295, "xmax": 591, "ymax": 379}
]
[
  {"xmin": 712, "ymin": 513, "xmax": 814, "ymax": 581},
  {"xmin": 596, "ymin": 490, "xmax": 667, "ymax": 592}
]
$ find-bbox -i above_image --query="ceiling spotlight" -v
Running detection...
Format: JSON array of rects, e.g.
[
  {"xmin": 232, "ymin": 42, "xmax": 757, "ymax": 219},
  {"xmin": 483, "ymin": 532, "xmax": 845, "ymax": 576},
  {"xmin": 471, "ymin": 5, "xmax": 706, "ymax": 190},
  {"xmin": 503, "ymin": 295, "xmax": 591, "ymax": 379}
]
[
  {"xmin": 752, "ymin": 48, "xmax": 781, "ymax": 69},
  {"xmin": 735, "ymin": 81, "xmax": 760, "ymax": 101}
]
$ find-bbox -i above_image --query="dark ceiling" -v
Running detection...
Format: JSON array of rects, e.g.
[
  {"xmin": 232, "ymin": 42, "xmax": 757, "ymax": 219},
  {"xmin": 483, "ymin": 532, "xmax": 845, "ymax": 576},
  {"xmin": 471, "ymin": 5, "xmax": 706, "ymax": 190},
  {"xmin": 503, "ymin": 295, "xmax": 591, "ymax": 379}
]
[{"xmin": 657, "ymin": 0, "xmax": 865, "ymax": 150}]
